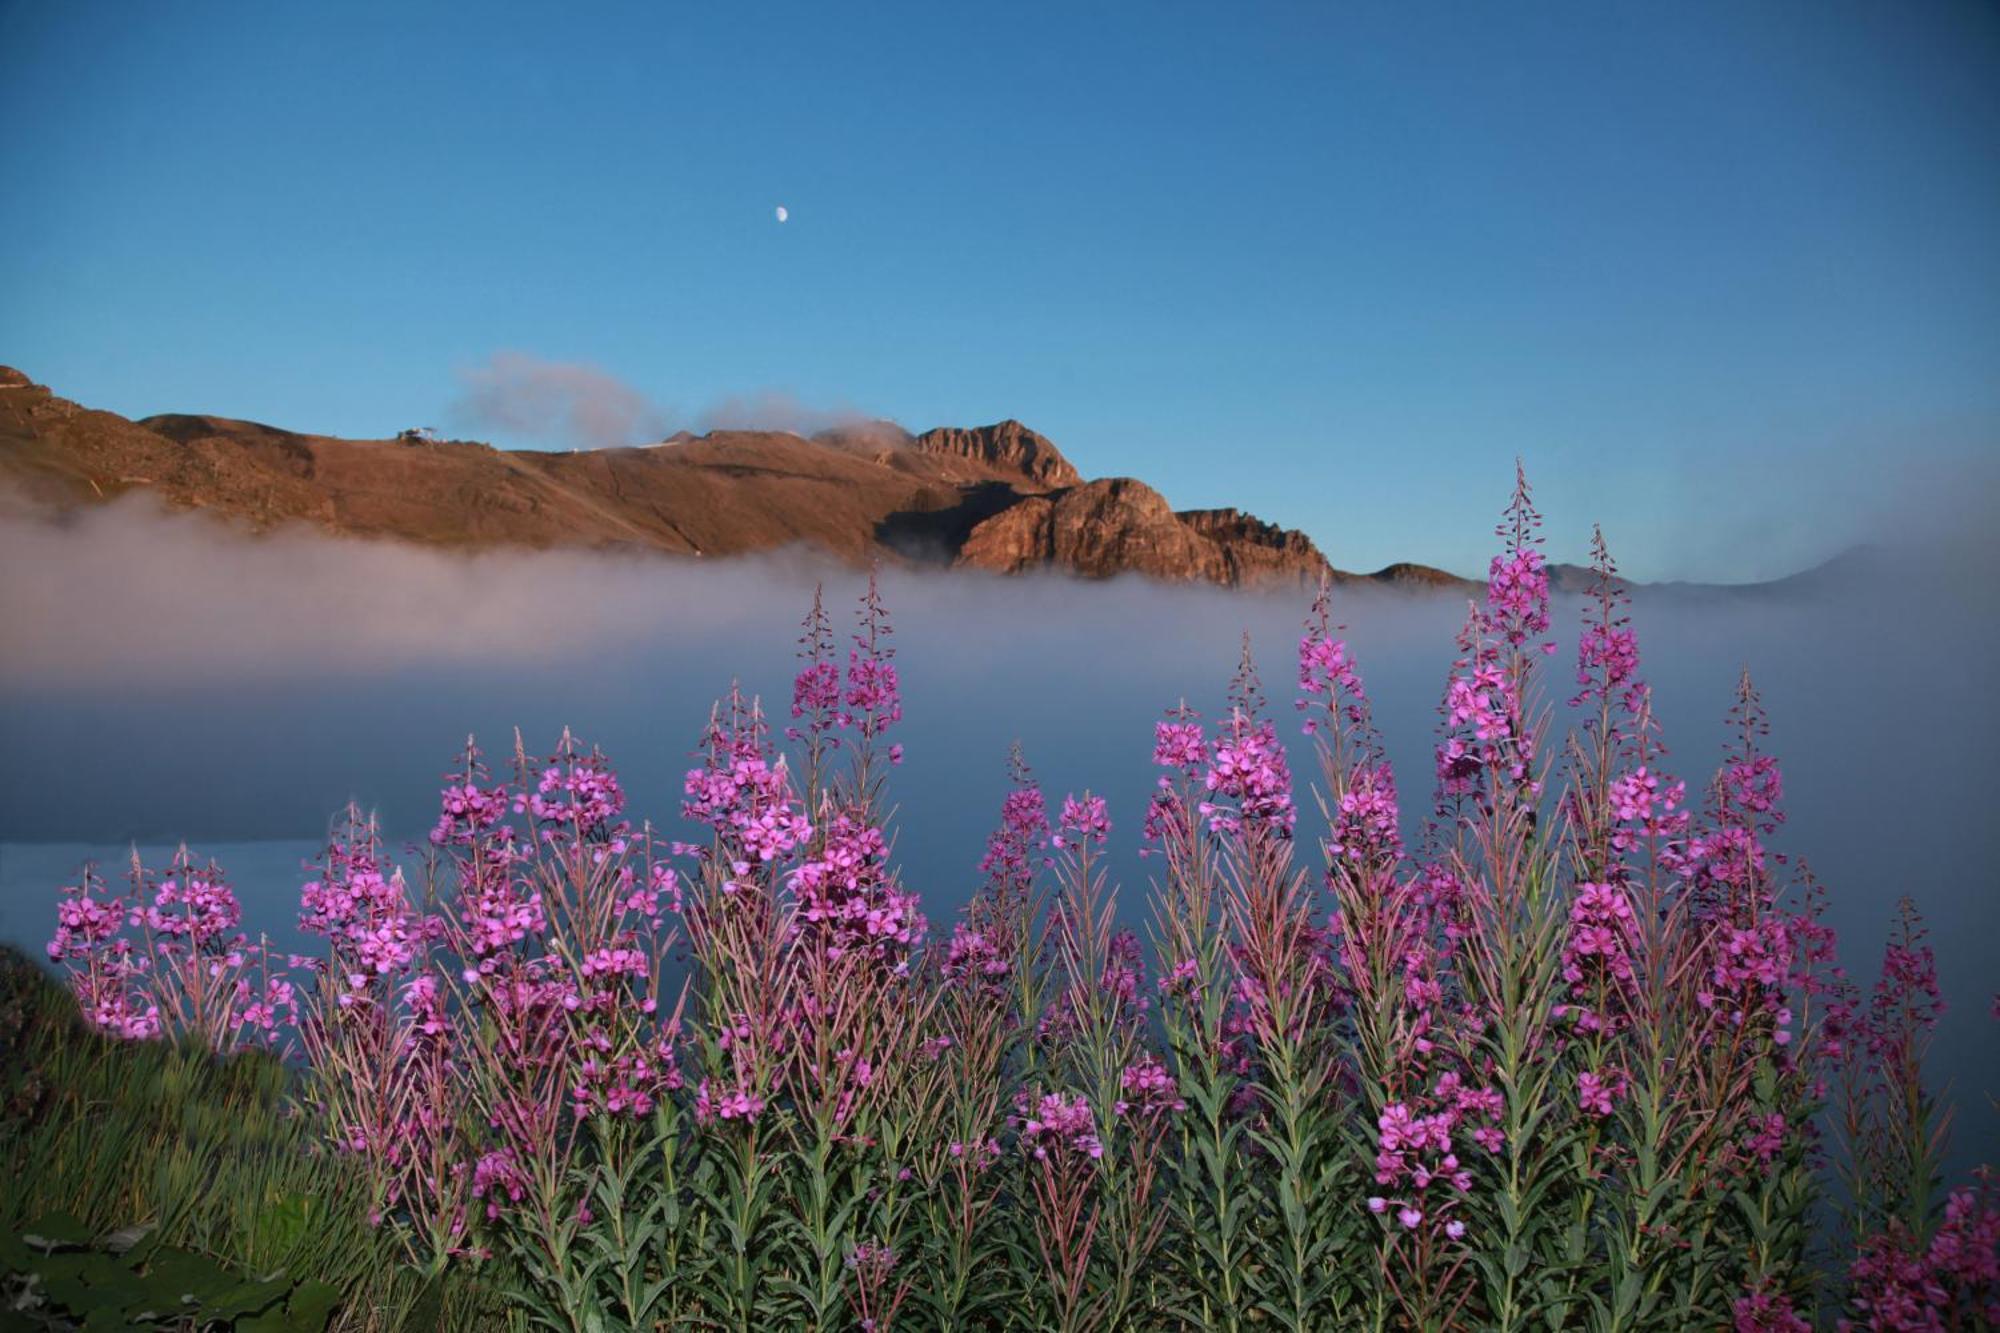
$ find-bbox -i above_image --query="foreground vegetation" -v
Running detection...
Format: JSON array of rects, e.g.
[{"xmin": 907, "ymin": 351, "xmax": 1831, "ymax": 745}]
[
  {"xmin": 25, "ymin": 470, "xmax": 1999, "ymax": 1330},
  {"xmin": 0, "ymin": 948, "xmax": 499, "ymax": 1329}
]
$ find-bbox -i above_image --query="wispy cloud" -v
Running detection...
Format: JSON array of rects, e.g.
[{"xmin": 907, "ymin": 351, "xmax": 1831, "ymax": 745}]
[
  {"xmin": 451, "ymin": 351, "xmax": 670, "ymax": 449},
  {"xmin": 448, "ymin": 351, "xmax": 905, "ymax": 450}
]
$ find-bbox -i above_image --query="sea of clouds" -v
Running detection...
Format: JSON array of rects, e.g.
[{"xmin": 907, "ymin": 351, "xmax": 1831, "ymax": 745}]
[{"xmin": 1, "ymin": 494, "xmax": 1994, "ymax": 1167}]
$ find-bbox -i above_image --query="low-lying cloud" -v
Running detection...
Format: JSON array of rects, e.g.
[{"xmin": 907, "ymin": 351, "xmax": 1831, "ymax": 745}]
[{"xmin": 0, "ymin": 496, "xmax": 1994, "ymax": 1172}]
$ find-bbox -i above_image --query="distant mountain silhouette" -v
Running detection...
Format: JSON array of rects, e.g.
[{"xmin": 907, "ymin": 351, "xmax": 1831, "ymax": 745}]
[
  {"xmin": 0, "ymin": 366, "xmax": 1838, "ymax": 593},
  {"xmin": 0, "ymin": 367, "xmax": 1454, "ymax": 589}
]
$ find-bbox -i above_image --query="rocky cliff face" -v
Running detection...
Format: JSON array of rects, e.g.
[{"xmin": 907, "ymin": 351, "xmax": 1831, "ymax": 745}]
[
  {"xmin": 0, "ymin": 366, "xmax": 1450, "ymax": 590},
  {"xmin": 958, "ymin": 480, "xmax": 1333, "ymax": 587},
  {"xmin": 912, "ymin": 420, "xmax": 1082, "ymax": 489}
]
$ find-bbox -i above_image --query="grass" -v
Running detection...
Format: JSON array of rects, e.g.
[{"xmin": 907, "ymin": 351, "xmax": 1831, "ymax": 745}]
[{"xmin": 0, "ymin": 946, "xmax": 505, "ymax": 1331}]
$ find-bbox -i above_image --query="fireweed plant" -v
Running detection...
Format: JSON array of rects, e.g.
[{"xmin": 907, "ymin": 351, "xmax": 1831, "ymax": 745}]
[{"xmin": 44, "ymin": 492, "xmax": 2000, "ymax": 1331}]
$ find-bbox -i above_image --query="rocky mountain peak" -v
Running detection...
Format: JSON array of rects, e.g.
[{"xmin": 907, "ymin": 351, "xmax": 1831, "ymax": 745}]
[{"xmin": 912, "ymin": 420, "xmax": 1081, "ymax": 489}]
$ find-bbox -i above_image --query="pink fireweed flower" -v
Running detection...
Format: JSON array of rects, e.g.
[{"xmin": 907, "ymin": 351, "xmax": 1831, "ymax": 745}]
[
  {"xmin": 1743, "ymin": 1112, "xmax": 1788, "ymax": 1164},
  {"xmin": 1434, "ymin": 611, "xmax": 1538, "ymax": 805},
  {"xmin": 524, "ymin": 741, "xmax": 626, "ymax": 833},
  {"xmin": 1017, "ymin": 1091, "xmax": 1104, "ymax": 1161},
  {"xmin": 1575, "ymin": 623, "xmax": 1641, "ymax": 701},
  {"xmin": 1558, "ymin": 881, "xmax": 1640, "ymax": 1033},
  {"xmin": 1576, "ymin": 1066, "xmax": 1628, "ymax": 1117},
  {"xmin": 693, "ymin": 1077, "xmax": 767, "ymax": 1126},
  {"xmin": 1864, "ymin": 901, "xmax": 1944, "ymax": 1066},
  {"xmin": 977, "ymin": 750, "xmax": 1049, "ymax": 891},
  {"xmin": 1103, "ymin": 930, "xmax": 1147, "ymax": 1016},
  {"xmin": 1486, "ymin": 459, "xmax": 1552, "ymax": 651},
  {"xmin": 619, "ymin": 861, "xmax": 682, "ymax": 919},
  {"xmin": 458, "ymin": 859, "xmax": 548, "ymax": 961},
  {"xmin": 578, "ymin": 946, "xmax": 648, "ymax": 982},
  {"xmin": 787, "ymin": 809, "xmax": 927, "ymax": 967},
  {"xmin": 1329, "ymin": 765, "xmax": 1402, "ymax": 864},
  {"xmin": 944, "ymin": 922, "xmax": 1012, "ymax": 995},
  {"xmin": 1140, "ymin": 790, "xmax": 1193, "ymax": 853},
  {"xmin": 1153, "ymin": 716, "xmax": 1210, "ymax": 775},
  {"xmin": 842, "ymin": 655, "xmax": 903, "ymax": 733},
  {"xmin": 1052, "ymin": 793, "xmax": 1110, "ymax": 849},
  {"xmin": 1297, "ymin": 628, "xmax": 1369, "ymax": 731},
  {"xmin": 789, "ymin": 584, "xmax": 842, "ymax": 744},
  {"xmin": 1114, "ymin": 1056, "xmax": 1186, "ymax": 1118},
  {"xmin": 56, "ymin": 849, "xmax": 291, "ymax": 1053},
  {"xmin": 48, "ymin": 867, "xmax": 123, "ymax": 962},
  {"xmin": 684, "ymin": 703, "xmax": 814, "ymax": 876},
  {"xmin": 839, "ymin": 569, "xmax": 903, "ymax": 751},
  {"xmin": 1039, "ymin": 928, "xmax": 1149, "ymax": 1043},
  {"xmin": 140, "ymin": 851, "xmax": 243, "ymax": 948},
  {"xmin": 1606, "ymin": 766, "xmax": 1690, "ymax": 854},
  {"xmin": 1841, "ymin": 1176, "xmax": 2000, "ymax": 1330},
  {"xmin": 431, "ymin": 780, "xmax": 511, "ymax": 847},
  {"xmin": 302, "ymin": 835, "xmax": 431, "ymax": 998},
  {"xmin": 471, "ymin": 1149, "xmax": 529, "ymax": 1221},
  {"xmin": 1203, "ymin": 710, "xmax": 1296, "ymax": 838},
  {"xmin": 790, "ymin": 660, "xmax": 841, "ymax": 733},
  {"xmin": 1732, "ymin": 1278, "xmax": 1813, "ymax": 1333},
  {"xmin": 571, "ymin": 1043, "xmax": 683, "ymax": 1120}
]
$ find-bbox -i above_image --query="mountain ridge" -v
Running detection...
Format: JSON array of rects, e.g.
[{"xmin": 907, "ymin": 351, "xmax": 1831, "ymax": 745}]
[
  {"xmin": 0, "ymin": 366, "xmax": 1460, "ymax": 589},
  {"xmin": 0, "ymin": 367, "xmax": 1849, "ymax": 593}
]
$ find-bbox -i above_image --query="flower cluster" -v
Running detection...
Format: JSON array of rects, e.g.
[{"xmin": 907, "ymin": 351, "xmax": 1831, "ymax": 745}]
[
  {"xmin": 977, "ymin": 753, "xmax": 1049, "ymax": 892},
  {"xmin": 1203, "ymin": 711, "xmax": 1296, "ymax": 837},
  {"xmin": 1328, "ymin": 764, "xmax": 1401, "ymax": 864},
  {"xmin": 1842, "ymin": 1179, "xmax": 2000, "ymax": 1330},
  {"xmin": 694, "ymin": 1077, "xmax": 768, "ymax": 1127},
  {"xmin": 684, "ymin": 710, "xmax": 814, "ymax": 879},
  {"xmin": 1558, "ymin": 881, "xmax": 1639, "ymax": 1033},
  {"xmin": 1297, "ymin": 628, "xmax": 1369, "ymax": 733},
  {"xmin": 301, "ymin": 820, "xmax": 432, "ymax": 997},
  {"xmin": 840, "ymin": 570, "xmax": 903, "ymax": 758},
  {"xmin": 943, "ymin": 923, "xmax": 1012, "ymax": 995},
  {"xmin": 1732, "ymin": 1278, "xmax": 1813, "ymax": 1332},
  {"xmin": 49, "ymin": 851, "xmax": 288, "ymax": 1051},
  {"xmin": 1435, "ymin": 619, "xmax": 1536, "ymax": 803},
  {"xmin": 788, "ymin": 810, "xmax": 927, "ymax": 967},
  {"xmin": 1052, "ymin": 794, "xmax": 1110, "ymax": 849},
  {"xmin": 524, "ymin": 746, "xmax": 626, "ymax": 833},
  {"xmin": 1486, "ymin": 460, "xmax": 1552, "ymax": 651},
  {"xmin": 1017, "ymin": 1091, "xmax": 1104, "ymax": 1162},
  {"xmin": 1114, "ymin": 1057, "xmax": 1186, "ymax": 1119}
]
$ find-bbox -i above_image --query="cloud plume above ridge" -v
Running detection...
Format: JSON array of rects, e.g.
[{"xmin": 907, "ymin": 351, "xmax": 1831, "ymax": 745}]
[
  {"xmin": 451, "ymin": 351, "xmax": 671, "ymax": 450},
  {"xmin": 449, "ymin": 352, "xmax": 903, "ymax": 450}
]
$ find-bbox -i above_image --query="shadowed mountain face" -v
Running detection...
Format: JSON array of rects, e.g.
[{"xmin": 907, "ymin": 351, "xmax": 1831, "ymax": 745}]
[{"xmin": 0, "ymin": 367, "xmax": 1476, "ymax": 590}]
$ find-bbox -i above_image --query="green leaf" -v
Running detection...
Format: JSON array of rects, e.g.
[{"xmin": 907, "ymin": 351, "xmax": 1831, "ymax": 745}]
[
  {"xmin": 141, "ymin": 1247, "xmax": 235, "ymax": 1304},
  {"xmin": 20, "ymin": 1212, "xmax": 93, "ymax": 1250},
  {"xmin": 285, "ymin": 1279, "xmax": 341, "ymax": 1333},
  {"xmin": 205, "ymin": 1273, "xmax": 292, "ymax": 1321}
]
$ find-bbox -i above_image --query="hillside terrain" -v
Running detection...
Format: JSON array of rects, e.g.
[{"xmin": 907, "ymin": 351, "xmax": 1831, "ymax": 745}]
[{"xmin": 0, "ymin": 366, "xmax": 1477, "ymax": 590}]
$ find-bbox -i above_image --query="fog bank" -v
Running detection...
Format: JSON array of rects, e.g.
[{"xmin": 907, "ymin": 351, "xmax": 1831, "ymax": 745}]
[{"xmin": 1, "ymin": 499, "xmax": 1994, "ymax": 1167}]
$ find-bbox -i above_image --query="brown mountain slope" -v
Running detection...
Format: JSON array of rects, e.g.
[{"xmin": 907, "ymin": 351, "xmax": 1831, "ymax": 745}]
[{"xmin": 0, "ymin": 367, "xmax": 1468, "ymax": 590}]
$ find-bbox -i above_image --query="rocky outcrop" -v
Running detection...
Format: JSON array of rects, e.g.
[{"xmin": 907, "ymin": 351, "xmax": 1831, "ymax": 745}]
[
  {"xmin": 912, "ymin": 421, "xmax": 1081, "ymax": 490},
  {"xmin": 957, "ymin": 480, "xmax": 1331, "ymax": 588}
]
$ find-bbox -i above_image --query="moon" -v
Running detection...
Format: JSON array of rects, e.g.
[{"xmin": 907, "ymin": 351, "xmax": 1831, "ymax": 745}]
[{"xmin": 775, "ymin": 205, "xmax": 789, "ymax": 223}]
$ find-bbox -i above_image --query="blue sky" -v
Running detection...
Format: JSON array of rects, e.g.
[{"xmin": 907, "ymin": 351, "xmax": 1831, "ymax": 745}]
[{"xmin": 2, "ymin": 0, "xmax": 1996, "ymax": 581}]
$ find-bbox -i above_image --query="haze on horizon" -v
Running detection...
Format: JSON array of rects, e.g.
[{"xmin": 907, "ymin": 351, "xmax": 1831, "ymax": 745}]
[{"xmin": 2, "ymin": 0, "xmax": 1997, "ymax": 582}]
